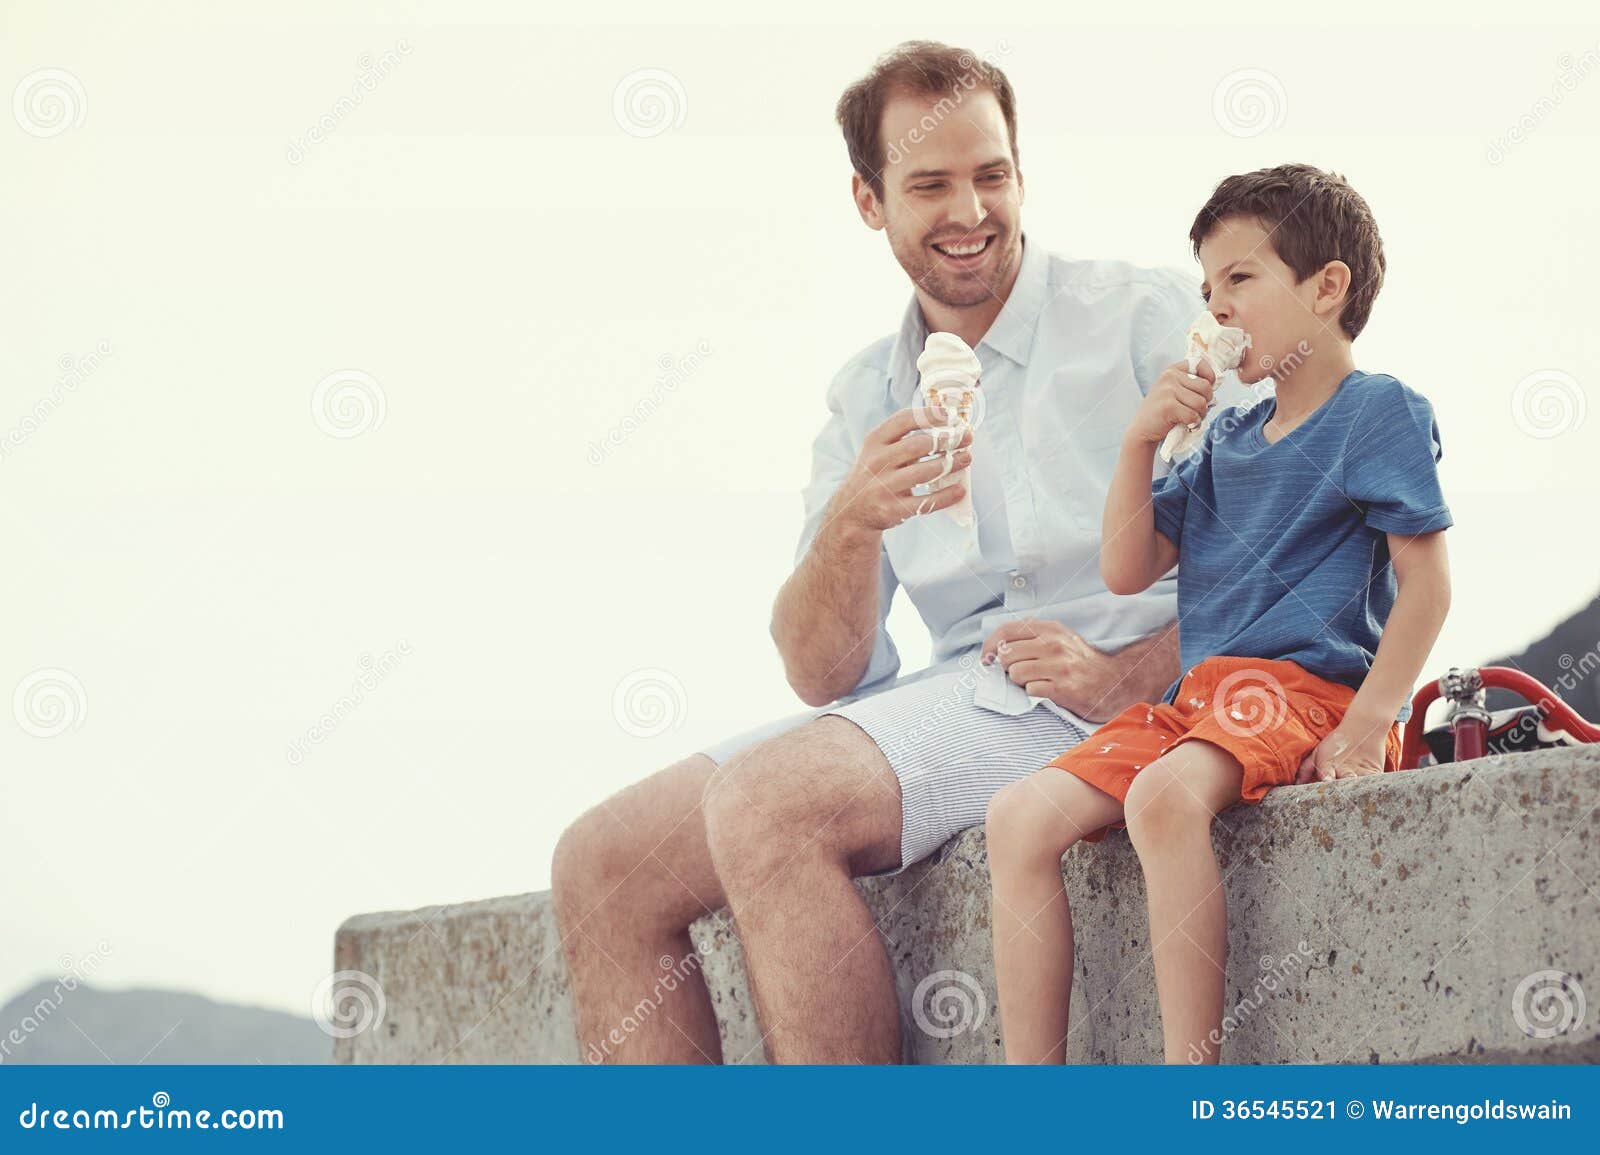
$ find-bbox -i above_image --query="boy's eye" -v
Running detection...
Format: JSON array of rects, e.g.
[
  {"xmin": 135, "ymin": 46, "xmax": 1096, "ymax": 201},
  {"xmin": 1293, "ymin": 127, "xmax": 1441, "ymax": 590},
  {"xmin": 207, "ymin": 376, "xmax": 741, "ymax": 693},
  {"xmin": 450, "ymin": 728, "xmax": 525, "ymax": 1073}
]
[{"xmin": 1230, "ymin": 273, "xmax": 1250, "ymax": 285}]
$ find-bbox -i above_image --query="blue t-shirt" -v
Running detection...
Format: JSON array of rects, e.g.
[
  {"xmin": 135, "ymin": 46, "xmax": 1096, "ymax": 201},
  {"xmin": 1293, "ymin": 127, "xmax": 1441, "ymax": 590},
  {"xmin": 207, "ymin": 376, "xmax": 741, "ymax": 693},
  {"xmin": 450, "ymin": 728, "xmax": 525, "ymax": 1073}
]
[{"xmin": 1150, "ymin": 370, "xmax": 1452, "ymax": 722}]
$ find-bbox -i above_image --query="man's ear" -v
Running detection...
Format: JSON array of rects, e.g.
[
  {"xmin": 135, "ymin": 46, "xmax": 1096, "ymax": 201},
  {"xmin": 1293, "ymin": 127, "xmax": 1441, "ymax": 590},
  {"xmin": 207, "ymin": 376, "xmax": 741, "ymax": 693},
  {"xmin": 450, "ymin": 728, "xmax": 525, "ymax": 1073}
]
[
  {"xmin": 1312, "ymin": 259, "xmax": 1352, "ymax": 324},
  {"xmin": 852, "ymin": 172, "xmax": 886, "ymax": 231}
]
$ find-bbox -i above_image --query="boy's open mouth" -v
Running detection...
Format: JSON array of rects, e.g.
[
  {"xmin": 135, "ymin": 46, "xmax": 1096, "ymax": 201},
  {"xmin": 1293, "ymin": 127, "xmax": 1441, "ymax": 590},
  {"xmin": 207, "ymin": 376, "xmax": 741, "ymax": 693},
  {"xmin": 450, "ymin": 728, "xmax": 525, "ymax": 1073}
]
[{"xmin": 930, "ymin": 233, "xmax": 996, "ymax": 269}]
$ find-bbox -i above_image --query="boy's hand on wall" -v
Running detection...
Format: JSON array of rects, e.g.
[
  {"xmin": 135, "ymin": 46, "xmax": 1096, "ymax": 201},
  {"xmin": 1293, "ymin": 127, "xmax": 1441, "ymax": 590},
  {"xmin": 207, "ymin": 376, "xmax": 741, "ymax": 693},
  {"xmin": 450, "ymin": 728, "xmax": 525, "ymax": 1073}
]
[{"xmin": 1294, "ymin": 723, "xmax": 1386, "ymax": 784}]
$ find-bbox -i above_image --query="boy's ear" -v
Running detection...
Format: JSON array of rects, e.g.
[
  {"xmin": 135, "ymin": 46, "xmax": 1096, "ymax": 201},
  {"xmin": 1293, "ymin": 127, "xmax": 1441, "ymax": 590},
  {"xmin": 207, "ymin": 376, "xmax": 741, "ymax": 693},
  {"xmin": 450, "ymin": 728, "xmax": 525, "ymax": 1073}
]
[
  {"xmin": 852, "ymin": 172, "xmax": 886, "ymax": 231},
  {"xmin": 1312, "ymin": 259, "xmax": 1353, "ymax": 326}
]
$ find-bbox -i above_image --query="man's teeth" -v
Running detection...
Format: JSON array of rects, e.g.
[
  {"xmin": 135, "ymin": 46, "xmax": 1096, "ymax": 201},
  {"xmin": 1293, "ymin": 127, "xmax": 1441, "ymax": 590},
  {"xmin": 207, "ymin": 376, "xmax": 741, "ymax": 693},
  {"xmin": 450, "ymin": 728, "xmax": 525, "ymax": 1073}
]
[{"xmin": 934, "ymin": 237, "xmax": 990, "ymax": 256}]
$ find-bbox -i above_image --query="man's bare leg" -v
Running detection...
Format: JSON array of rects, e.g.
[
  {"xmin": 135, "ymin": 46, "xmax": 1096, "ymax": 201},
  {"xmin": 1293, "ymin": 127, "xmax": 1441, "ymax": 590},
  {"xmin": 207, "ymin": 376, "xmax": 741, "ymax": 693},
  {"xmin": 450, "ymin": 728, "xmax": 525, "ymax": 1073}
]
[
  {"xmin": 701, "ymin": 716, "xmax": 904, "ymax": 1064},
  {"xmin": 551, "ymin": 753, "xmax": 728, "ymax": 1063}
]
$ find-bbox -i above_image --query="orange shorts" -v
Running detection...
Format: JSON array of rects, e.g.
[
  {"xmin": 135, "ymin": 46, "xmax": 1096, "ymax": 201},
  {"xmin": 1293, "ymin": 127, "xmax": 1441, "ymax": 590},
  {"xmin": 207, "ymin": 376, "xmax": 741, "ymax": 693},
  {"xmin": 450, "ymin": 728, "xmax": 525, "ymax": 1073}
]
[{"xmin": 1045, "ymin": 656, "xmax": 1402, "ymax": 843}]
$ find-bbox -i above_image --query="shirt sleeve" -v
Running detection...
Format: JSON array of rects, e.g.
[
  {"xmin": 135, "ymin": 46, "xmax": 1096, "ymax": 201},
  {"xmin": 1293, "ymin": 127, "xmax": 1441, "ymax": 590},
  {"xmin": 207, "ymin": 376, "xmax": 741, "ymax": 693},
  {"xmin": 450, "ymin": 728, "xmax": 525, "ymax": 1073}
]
[
  {"xmin": 1340, "ymin": 376, "xmax": 1453, "ymax": 535},
  {"xmin": 1149, "ymin": 443, "xmax": 1202, "ymax": 548},
  {"xmin": 1132, "ymin": 268, "xmax": 1202, "ymax": 397},
  {"xmin": 792, "ymin": 365, "xmax": 902, "ymax": 697}
]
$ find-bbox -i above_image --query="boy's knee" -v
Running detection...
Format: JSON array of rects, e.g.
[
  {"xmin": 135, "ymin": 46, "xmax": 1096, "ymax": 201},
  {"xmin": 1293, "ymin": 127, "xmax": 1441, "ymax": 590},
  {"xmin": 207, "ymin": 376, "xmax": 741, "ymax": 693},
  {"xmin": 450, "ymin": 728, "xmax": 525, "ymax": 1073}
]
[
  {"xmin": 1124, "ymin": 763, "xmax": 1214, "ymax": 851},
  {"xmin": 984, "ymin": 776, "xmax": 1077, "ymax": 873}
]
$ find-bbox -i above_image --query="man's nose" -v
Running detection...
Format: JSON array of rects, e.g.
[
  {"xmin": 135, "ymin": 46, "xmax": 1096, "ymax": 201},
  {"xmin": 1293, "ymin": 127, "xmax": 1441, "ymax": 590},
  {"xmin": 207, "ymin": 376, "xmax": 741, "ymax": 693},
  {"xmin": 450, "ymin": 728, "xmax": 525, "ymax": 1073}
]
[{"xmin": 947, "ymin": 181, "xmax": 988, "ymax": 229}]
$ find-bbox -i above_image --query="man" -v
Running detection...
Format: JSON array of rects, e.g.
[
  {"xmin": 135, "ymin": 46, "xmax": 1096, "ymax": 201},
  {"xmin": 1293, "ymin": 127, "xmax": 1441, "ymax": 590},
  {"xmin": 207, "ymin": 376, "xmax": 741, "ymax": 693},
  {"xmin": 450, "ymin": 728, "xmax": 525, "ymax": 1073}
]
[{"xmin": 552, "ymin": 40, "xmax": 1223, "ymax": 1063}]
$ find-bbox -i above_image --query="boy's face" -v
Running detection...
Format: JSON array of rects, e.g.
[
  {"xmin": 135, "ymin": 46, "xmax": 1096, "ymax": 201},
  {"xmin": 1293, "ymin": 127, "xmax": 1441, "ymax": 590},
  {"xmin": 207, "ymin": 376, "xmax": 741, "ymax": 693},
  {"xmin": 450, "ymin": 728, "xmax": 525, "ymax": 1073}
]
[
  {"xmin": 1197, "ymin": 215, "xmax": 1334, "ymax": 385},
  {"xmin": 857, "ymin": 89, "xmax": 1023, "ymax": 309}
]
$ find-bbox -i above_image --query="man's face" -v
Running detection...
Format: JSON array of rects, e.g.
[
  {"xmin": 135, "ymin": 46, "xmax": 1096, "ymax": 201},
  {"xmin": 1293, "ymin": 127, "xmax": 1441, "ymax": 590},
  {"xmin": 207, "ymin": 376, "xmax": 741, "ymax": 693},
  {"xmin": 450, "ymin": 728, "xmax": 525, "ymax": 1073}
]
[
  {"xmin": 863, "ymin": 89, "xmax": 1023, "ymax": 309},
  {"xmin": 1197, "ymin": 215, "xmax": 1334, "ymax": 385}
]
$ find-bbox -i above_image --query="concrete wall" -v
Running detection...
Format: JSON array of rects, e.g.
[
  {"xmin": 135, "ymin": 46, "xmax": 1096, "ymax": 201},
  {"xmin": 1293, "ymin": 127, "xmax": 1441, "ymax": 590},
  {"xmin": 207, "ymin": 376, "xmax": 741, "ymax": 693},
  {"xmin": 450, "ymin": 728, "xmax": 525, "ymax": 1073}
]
[{"xmin": 334, "ymin": 747, "xmax": 1600, "ymax": 1063}]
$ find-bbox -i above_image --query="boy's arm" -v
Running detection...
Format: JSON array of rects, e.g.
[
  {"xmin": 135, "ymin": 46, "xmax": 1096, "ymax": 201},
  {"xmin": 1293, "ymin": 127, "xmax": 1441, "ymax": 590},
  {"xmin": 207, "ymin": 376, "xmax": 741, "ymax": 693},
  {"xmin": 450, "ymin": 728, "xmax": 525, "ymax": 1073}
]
[
  {"xmin": 1101, "ymin": 360, "xmax": 1213, "ymax": 595},
  {"xmin": 1101, "ymin": 436, "xmax": 1179, "ymax": 595},
  {"xmin": 1300, "ymin": 530, "xmax": 1451, "ymax": 780}
]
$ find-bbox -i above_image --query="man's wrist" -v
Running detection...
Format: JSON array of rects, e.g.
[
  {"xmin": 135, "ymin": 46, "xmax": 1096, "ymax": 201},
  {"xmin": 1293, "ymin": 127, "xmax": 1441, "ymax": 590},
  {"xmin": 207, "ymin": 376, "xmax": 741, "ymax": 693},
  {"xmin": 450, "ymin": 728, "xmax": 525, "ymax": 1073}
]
[{"xmin": 818, "ymin": 504, "xmax": 881, "ymax": 556}]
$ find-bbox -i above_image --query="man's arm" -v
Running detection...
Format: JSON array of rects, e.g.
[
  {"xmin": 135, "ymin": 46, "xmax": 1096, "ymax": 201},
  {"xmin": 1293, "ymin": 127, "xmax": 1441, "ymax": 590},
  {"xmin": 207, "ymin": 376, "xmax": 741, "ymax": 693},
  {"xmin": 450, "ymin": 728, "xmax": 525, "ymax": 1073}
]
[
  {"xmin": 770, "ymin": 513, "xmax": 885, "ymax": 708},
  {"xmin": 771, "ymin": 408, "xmax": 971, "ymax": 707}
]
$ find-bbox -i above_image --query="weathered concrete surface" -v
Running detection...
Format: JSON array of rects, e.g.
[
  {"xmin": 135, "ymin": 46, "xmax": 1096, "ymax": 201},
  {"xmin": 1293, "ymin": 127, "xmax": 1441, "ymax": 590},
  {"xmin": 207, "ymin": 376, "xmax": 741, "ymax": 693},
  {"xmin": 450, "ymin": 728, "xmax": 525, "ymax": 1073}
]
[{"xmin": 335, "ymin": 747, "xmax": 1600, "ymax": 1063}]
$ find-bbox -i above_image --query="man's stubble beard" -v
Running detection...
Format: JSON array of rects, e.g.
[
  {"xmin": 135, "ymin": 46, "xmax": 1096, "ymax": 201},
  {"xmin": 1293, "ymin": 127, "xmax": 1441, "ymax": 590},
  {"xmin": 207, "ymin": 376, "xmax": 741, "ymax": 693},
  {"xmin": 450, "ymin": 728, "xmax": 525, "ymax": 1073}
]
[{"xmin": 887, "ymin": 220, "xmax": 1021, "ymax": 311}]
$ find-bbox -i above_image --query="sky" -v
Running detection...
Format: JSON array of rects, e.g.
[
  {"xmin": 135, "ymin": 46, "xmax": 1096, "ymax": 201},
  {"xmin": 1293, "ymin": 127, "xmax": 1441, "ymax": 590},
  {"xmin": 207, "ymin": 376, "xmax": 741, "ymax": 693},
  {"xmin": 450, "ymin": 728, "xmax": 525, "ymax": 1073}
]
[{"xmin": 2, "ymin": 1, "xmax": 1598, "ymax": 1018}]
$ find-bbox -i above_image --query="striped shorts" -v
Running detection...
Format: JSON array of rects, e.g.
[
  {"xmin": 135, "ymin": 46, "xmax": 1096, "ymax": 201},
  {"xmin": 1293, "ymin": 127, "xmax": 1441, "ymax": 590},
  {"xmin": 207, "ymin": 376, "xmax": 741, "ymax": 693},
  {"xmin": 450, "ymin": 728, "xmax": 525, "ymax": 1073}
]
[{"xmin": 696, "ymin": 658, "xmax": 1090, "ymax": 876}]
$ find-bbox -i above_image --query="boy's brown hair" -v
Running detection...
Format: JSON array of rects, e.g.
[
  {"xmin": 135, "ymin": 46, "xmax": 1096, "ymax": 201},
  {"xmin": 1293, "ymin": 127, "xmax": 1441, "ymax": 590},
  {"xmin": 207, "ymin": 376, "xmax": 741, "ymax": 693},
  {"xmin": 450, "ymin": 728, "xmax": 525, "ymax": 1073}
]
[
  {"xmin": 1189, "ymin": 163, "xmax": 1385, "ymax": 340},
  {"xmin": 835, "ymin": 40, "xmax": 1020, "ymax": 201}
]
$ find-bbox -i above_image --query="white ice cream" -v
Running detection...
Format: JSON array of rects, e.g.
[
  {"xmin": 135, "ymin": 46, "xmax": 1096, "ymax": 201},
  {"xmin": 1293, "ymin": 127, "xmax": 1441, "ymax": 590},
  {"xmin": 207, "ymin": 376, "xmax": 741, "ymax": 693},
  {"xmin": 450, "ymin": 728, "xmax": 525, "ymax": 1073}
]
[
  {"xmin": 914, "ymin": 332, "xmax": 983, "ymax": 528},
  {"xmin": 1159, "ymin": 312, "xmax": 1252, "ymax": 462}
]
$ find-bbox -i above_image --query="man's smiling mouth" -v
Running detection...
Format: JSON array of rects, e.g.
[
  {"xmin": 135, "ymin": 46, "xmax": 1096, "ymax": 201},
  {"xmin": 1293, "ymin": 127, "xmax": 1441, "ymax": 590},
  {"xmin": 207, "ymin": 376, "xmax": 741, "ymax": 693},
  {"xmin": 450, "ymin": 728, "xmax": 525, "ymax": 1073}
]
[{"xmin": 931, "ymin": 234, "xmax": 995, "ymax": 260}]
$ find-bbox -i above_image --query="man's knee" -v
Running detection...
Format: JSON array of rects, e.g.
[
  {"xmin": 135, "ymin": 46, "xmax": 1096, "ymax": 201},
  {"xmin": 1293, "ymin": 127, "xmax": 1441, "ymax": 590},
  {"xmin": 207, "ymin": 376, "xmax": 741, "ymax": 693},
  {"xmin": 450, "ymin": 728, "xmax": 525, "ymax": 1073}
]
[
  {"xmin": 550, "ymin": 807, "xmax": 630, "ymax": 925},
  {"xmin": 701, "ymin": 718, "xmax": 898, "ymax": 880}
]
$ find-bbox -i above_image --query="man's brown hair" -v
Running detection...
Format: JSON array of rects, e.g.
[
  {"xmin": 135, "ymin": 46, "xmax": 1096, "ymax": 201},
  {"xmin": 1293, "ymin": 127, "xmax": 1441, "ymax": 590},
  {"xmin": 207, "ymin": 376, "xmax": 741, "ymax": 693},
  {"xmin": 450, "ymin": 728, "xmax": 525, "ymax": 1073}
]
[
  {"xmin": 835, "ymin": 40, "xmax": 1019, "ymax": 201},
  {"xmin": 1189, "ymin": 163, "xmax": 1385, "ymax": 340}
]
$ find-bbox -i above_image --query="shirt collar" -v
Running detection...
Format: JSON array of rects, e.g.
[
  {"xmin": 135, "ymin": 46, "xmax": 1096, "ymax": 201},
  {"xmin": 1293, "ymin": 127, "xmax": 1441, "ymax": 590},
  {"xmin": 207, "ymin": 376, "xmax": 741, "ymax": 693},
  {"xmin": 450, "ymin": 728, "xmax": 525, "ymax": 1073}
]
[{"xmin": 888, "ymin": 234, "xmax": 1048, "ymax": 406}]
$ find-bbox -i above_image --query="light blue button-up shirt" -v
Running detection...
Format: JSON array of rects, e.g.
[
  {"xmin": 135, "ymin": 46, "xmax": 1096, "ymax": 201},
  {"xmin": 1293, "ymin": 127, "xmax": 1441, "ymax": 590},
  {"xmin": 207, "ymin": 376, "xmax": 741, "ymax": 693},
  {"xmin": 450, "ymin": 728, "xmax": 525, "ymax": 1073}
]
[{"xmin": 796, "ymin": 236, "xmax": 1251, "ymax": 724}]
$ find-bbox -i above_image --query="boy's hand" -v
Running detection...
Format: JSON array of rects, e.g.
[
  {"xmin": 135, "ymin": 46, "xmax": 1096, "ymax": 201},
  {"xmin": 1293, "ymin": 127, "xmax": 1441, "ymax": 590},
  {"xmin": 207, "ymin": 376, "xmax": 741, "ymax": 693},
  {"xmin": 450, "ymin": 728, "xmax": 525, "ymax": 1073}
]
[
  {"xmin": 1125, "ymin": 359, "xmax": 1216, "ymax": 447},
  {"xmin": 1294, "ymin": 721, "xmax": 1387, "ymax": 784}
]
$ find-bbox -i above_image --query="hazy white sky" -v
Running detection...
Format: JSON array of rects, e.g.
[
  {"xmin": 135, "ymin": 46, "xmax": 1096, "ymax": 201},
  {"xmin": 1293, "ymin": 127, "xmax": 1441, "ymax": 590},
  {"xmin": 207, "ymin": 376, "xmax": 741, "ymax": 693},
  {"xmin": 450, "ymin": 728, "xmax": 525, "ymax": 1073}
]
[{"xmin": 3, "ymin": 1, "xmax": 1598, "ymax": 1018}]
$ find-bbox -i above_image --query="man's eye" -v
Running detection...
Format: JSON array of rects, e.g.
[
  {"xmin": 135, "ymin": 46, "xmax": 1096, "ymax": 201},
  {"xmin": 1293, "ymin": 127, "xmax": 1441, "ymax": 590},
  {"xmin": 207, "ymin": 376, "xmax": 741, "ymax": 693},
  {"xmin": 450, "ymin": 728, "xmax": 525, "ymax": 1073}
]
[
  {"xmin": 981, "ymin": 171, "xmax": 1008, "ymax": 183},
  {"xmin": 914, "ymin": 184, "xmax": 942, "ymax": 193}
]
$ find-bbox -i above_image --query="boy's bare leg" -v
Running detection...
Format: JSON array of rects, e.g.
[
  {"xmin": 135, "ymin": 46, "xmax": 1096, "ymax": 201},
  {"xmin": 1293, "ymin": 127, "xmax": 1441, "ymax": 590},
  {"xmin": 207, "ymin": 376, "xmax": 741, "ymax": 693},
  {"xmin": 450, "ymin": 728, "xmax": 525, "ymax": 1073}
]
[
  {"xmin": 1122, "ymin": 740, "xmax": 1244, "ymax": 1064},
  {"xmin": 985, "ymin": 768, "xmax": 1125, "ymax": 1064},
  {"xmin": 551, "ymin": 753, "xmax": 729, "ymax": 1063},
  {"xmin": 700, "ymin": 716, "xmax": 905, "ymax": 1064}
]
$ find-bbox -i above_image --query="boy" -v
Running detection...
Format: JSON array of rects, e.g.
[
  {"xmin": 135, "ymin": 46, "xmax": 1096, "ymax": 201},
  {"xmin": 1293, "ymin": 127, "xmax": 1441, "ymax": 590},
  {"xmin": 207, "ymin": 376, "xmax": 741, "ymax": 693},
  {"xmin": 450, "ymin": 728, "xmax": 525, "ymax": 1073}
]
[{"xmin": 983, "ymin": 163, "xmax": 1453, "ymax": 1064}]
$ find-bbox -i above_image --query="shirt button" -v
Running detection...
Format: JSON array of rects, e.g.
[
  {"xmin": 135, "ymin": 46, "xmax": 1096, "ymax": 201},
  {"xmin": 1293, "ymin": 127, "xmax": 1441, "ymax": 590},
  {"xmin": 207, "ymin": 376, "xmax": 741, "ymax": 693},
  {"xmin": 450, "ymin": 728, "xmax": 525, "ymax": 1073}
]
[
  {"xmin": 1010, "ymin": 575, "xmax": 1027, "ymax": 590},
  {"xmin": 1308, "ymin": 705, "xmax": 1328, "ymax": 727}
]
